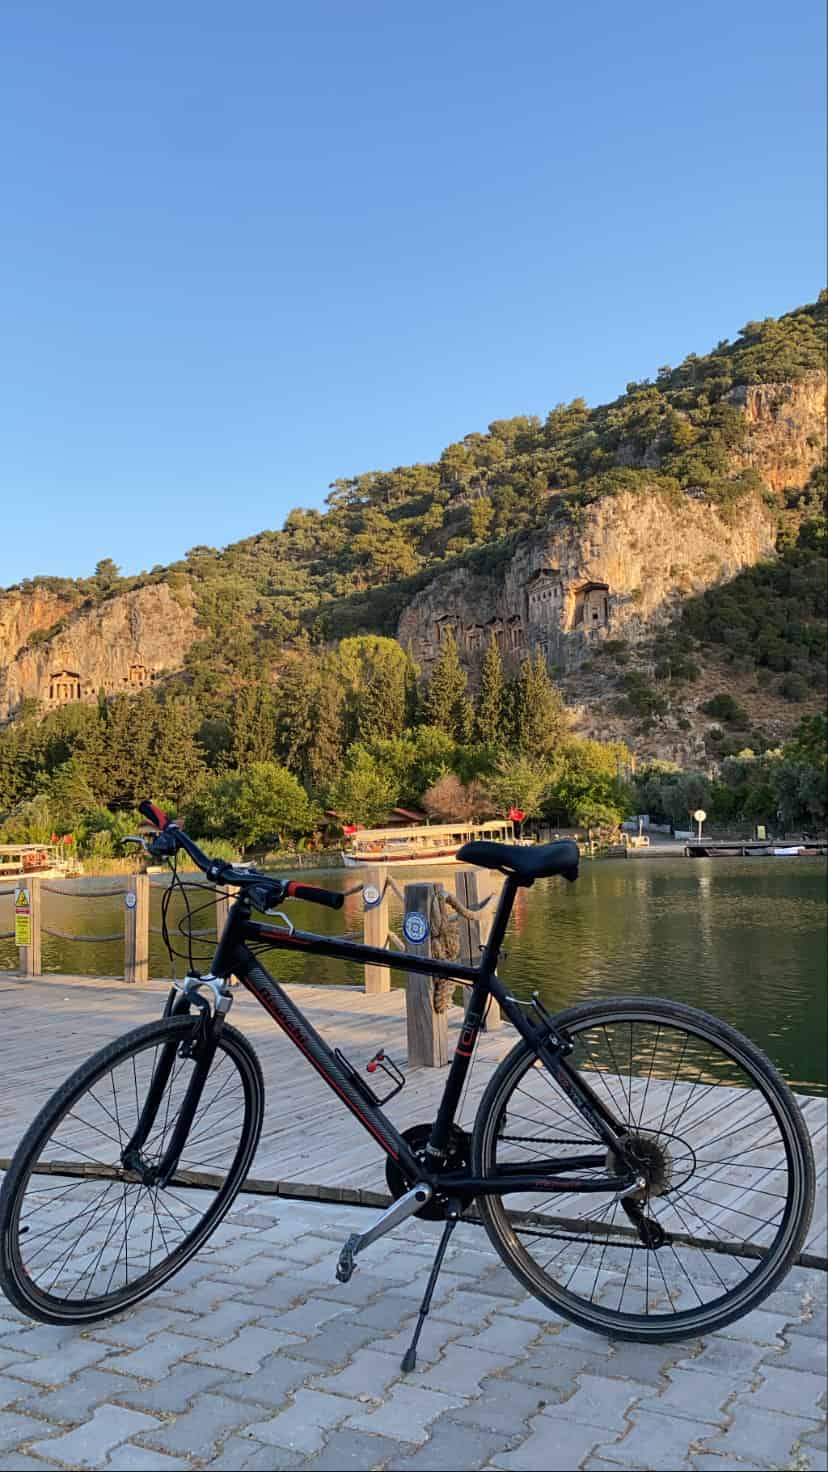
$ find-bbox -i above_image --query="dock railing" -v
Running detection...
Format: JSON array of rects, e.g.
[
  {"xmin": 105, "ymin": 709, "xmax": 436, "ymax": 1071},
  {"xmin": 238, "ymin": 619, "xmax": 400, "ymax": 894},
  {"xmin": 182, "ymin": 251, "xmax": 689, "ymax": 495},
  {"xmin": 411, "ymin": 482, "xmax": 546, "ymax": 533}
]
[{"xmin": 1, "ymin": 866, "xmax": 503, "ymax": 1070}]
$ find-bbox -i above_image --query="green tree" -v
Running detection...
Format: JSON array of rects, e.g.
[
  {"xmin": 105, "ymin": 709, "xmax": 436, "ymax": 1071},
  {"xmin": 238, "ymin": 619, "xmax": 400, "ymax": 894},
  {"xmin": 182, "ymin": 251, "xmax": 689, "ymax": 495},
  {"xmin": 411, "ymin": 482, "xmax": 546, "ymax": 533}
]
[
  {"xmin": 484, "ymin": 752, "xmax": 552, "ymax": 820},
  {"xmin": 550, "ymin": 737, "xmax": 633, "ymax": 823},
  {"xmin": 423, "ymin": 631, "xmax": 471, "ymax": 740},
  {"xmin": 327, "ymin": 748, "xmax": 400, "ymax": 828},
  {"xmin": 475, "ymin": 635, "xmax": 505, "ymax": 746},
  {"xmin": 513, "ymin": 651, "xmax": 567, "ymax": 761}
]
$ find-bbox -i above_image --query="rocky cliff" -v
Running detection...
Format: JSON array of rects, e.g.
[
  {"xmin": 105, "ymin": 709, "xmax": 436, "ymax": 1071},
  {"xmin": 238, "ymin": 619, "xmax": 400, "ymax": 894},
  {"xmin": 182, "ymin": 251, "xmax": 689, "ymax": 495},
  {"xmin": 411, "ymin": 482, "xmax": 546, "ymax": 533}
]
[
  {"xmin": 397, "ymin": 488, "xmax": 779, "ymax": 677},
  {"xmin": 397, "ymin": 371, "xmax": 825, "ymax": 678},
  {"xmin": 0, "ymin": 584, "xmax": 197, "ymax": 721}
]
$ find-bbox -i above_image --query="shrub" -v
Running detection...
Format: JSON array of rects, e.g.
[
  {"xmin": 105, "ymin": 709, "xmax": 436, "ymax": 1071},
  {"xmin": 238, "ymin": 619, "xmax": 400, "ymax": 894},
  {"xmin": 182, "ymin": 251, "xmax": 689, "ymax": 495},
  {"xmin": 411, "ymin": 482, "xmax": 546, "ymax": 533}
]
[
  {"xmin": 777, "ymin": 673, "xmax": 810, "ymax": 702},
  {"xmin": 701, "ymin": 693, "xmax": 749, "ymax": 726}
]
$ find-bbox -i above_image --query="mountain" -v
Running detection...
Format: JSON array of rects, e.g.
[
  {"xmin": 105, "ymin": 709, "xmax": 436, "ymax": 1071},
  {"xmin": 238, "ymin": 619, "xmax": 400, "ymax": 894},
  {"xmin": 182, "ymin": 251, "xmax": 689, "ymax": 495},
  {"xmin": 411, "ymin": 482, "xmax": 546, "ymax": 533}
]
[{"xmin": 1, "ymin": 293, "xmax": 825, "ymax": 778}]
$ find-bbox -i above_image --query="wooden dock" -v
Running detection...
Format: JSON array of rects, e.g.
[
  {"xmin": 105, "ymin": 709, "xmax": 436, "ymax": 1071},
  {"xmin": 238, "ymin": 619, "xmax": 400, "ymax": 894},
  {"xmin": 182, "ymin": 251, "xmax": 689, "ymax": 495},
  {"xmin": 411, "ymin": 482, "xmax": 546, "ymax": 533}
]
[{"xmin": 0, "ymin": 971, "xmax": 825, "ymax": 1263}]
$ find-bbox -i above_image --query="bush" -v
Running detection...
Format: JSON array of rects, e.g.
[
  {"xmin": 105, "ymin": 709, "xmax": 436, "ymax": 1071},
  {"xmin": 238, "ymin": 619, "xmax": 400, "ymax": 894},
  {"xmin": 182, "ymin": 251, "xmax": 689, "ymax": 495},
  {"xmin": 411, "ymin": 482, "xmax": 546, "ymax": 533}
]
[
  {"xmin": 701, "ymin": 693, "xmax": 749, "ymax": 726},
  {"xmin": 777, "ymin": 673, "xmax": 810, "ymax": 703}
]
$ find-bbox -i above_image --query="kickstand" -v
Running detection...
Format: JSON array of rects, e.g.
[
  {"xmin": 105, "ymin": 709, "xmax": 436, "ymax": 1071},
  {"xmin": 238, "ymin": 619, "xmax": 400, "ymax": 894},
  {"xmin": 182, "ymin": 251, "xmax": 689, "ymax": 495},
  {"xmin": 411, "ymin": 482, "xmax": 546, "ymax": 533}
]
[{"xmin": 400, "ymin": 1210, "xmax": 459, "ymax": 1374}]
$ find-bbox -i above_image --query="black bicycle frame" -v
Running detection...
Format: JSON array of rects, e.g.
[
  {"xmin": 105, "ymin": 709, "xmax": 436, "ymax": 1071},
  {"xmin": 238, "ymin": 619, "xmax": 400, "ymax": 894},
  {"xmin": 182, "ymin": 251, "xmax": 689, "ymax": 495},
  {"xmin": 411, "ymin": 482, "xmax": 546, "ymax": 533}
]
[{"xmin": 172, "ymin": 873, "xmax": 638, "ymax": 1201}]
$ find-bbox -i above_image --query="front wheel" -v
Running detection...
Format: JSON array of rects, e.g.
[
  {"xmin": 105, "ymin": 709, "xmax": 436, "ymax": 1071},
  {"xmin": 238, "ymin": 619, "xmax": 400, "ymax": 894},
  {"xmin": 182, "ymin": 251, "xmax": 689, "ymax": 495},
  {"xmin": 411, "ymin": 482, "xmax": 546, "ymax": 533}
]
[
  {"xmin": 471, "ymin": 996, "xmax": 815, "ymax": 1342},
  {"xmin": 0, "ymin": 1016, "xmax": 265, "ymax": 1324}
]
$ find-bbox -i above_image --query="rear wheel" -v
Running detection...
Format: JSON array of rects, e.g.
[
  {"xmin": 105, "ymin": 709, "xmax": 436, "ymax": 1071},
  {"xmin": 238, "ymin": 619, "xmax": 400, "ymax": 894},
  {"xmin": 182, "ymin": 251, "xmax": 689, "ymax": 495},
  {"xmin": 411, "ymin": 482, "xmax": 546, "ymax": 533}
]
[
  {"xmin": 0, "ymin": 1016, "xmax": 264, "ymax": 1324},
  {"xmin": 471, "ymin": 997, "xmax": 814, "ymax": 1342}
]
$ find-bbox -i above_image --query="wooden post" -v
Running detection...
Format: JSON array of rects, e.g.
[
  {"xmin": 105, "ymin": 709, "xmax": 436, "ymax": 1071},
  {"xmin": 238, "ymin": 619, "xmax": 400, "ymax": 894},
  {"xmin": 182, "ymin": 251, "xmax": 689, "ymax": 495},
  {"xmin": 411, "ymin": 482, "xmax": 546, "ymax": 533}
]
[
  {"xmin": 457, "ymin": 869, "xmax": 502, "ymax": 1029},
  {"xmin": 124, "ymin": 873, "xmax": 149, "ymax": 984},
  {"xmin": 18, "ymin": 875, "xmax": 42, "ymax": 978},
  {"xmin": 215, "ymin": 885, "xmax": 232, "ymax": 944},
  {"xmin": 403, "ymin": 881, "xmax": 448, "ymax": 1068},
  {"xmin": 362, "ymin": 865, "xmax": 390, "ymax": 993}
]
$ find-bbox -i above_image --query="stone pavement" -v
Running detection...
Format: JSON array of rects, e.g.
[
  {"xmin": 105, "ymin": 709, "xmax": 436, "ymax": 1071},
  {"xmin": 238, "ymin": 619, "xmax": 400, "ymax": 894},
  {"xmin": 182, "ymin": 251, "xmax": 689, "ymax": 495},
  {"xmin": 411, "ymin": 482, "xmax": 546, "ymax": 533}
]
[{"xmin": 0, "ymin": 1194, "xmax": 825, "ymax": 1472}]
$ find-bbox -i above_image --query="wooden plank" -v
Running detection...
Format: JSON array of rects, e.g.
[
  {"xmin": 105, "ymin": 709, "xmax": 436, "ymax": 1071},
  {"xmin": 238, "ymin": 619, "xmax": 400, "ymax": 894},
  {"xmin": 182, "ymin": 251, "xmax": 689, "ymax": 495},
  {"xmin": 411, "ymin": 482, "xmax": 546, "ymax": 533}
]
[
  {"xmin": 18, "ymin": 875, "xmax": 42, "ymax": 978},
  {"xmin": 124, "ymin": 874, "xmax": 149, "ymax": 984},
  {"xmin": 458, "ymin": 868, "xmax": 502, "ymax": 1029}
]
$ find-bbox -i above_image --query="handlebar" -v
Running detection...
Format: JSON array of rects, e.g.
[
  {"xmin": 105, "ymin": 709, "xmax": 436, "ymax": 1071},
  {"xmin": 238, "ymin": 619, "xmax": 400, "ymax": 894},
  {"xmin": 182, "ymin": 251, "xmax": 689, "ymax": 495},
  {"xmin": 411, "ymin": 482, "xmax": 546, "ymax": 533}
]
[{"xmin": 135, "ymin": 800, "xmax": 345, "ymax": 912}]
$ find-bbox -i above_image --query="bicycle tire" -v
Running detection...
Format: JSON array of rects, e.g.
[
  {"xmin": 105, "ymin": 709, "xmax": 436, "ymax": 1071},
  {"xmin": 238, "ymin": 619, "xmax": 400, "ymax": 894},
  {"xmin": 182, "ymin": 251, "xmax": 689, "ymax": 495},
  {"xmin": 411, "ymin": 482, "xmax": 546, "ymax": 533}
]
[
  {"xmin": 0, "ymin": 1016, "xmax": 265, "ymax": 1324},
  {"xmin": 471, "ymin": 996, "xmax": 815, "ymax": 1342}
]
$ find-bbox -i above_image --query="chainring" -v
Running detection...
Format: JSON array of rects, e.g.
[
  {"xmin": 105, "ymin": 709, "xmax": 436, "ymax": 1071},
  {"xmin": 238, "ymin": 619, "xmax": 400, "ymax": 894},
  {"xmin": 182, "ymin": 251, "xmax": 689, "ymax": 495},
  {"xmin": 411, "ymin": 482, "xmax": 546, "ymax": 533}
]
[{"xmin": 385, "ymin": 1123, "xmax": 472, "ymax": 1220}]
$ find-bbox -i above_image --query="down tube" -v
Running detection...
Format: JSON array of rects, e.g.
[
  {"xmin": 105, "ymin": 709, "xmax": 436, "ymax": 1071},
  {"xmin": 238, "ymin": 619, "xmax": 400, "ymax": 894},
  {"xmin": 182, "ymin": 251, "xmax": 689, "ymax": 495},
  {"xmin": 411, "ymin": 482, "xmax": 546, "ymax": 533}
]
[{"xmin": 235, "ymin": 948, "xmax": 422, "ymax": 1179}]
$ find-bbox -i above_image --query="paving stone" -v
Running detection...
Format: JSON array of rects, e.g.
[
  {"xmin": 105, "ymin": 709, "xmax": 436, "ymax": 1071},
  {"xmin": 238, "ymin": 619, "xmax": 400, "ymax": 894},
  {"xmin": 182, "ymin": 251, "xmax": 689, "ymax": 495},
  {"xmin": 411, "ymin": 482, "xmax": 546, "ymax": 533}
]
[
  {"xmin": 441, "ymin": 1249, "xmax": 500, "ymax": 1279},
  {"xmin": 772, "ymin": 1331, "xmax": 828, "ymax": 1375},
  {"xmin": 294, "ymin": 1321, "xmax": 380, "ymax": 1368},
  {"xmin": 449, "ymin": 1377, "xmax": 554, "ymax": 1433},
  {"xmin": 105, "ymin": 1446, "xmax": 192, "ymax": 1470},
  {"xmin": 205, "ymin": 1435, "xmax": 306, "ymax": 1471},
  {"xmin": 245, "ymin": 1388, "xmax": 362, "ymax": 1454},
  {"xmin": 749, "ymin": 1363, "xmax": 827, "ymax": 1416},
  {"xmin": 386, "ymin": 1417, "xmax": 515, "ymax": 1469},
  {"xmin": 104, "ymin": 1330, "xmax": 205, "ymax": 1379},
  {"xmin": 113, "ymin": 1363, "xmax": 228, "ymax": 1415},
  {"xmin": 490, "ymin": 1417, "xmax": 608, "ymax": 1471},
  {"xmin": 28, "ymin": 1404, "xmax": 160, "ymax": 1469},
  {"xmin": 314, "ymin": 1271, "xmax": 399, "ymax": 1306},
  {"xmin": 190, "ymin": 1324, "xmax": 303, "ymax": 1372},
  {"xmin": 138, "ymin": 1392, "xmax": 270, "ymax": 1460},
  {"xmin": 2, "ymin": 1340, "xmax": 109, "ymax": 1385},
  {"xmin": 798, "ymin": 1424, "xmax": 828, "ymax": 1470},
  {"xmin": 639, "ymin": 1366, "xmax": 743, "ymax": 1426},
  {"xmin": 375, "ymin": 1317, "xmax": 466, "ymax": 1370},
  {"xmin": 168, "ymin": 1298, "xmax": 262, "ymax": 1342},
  {"xmin": 538, "ymin": 1373, "xmax": 650, "ymax": 1432},
  {"xmin": 415, "ymin": 1344, "xmax": 518, "ymax": 1398},
  {"xmin": 715, "ymin": 1308, "xmax": 790, "ymax": 1346},
  {"xmin": 795, "ymin": 1301, "xmax": 828, "ymax": 1339},
  {"xmin": 277, "ymin": 1235, "xmax": 344, "ymax": 1265},
  {"xmin": 262, "ymin": 1298, "xmax": 351, "ymax": 1337},
  {"xmin": 506, "ymin": 1342, "xmax": 608, "ymax": 1391},
  {"xmin": 457, "ymin": 1313, "xmax": 542, "ymax": 1358},
  {"xmin": 675, "ymin": 1334, "xmax": 768, "ymax": 1379},
  {"xmin": 594, "ymin": 1409, "xmax": 713, "ymax": 1470},
  {"xmin": 304, "ymin": 1428, "xmax": 414, "ymax": 1470},
  {"xmin": 477, "ymin": 1266, "xmax": 531, "ymax": 1299},
  {"xmin": 0, "ymin": 1456, "xmax": 60, "ymax": 1471},
  {"xmin": 604, "ymin": 1339, "xmax": 685, "ymax": 1386},
  {"xmin": 92, "ymin": 1307, "xmax": 196, "ymax": 1348},
  {"xmin": 216, "ymin": 1356, "xmax": 320, "ymax": 1409},
  {"xmin": 391, "ymin": 1273, "xmax": 467, "ymax": 1305},
  {"xmin": 347, "ymin": 1383, "xmax": 465, "ymax": 1443},
  {"xmin": 353, "ymin": 1294, "xmax": 424, "ymax": 1331},
  {"xmin": 547, "ymin": 1322, "xmax": 614, "ymax": 1358},
  {"xmin": 312, "ymin": 1346, "xmax": 402, "ymax": 1400},
  {"xmin": 14, "ymin": 1369, "xmax": 148, "ymax": 1426},
  {"xmin": 153, "ymin": 1275, "xmax": 240, "ymax": 1315},
  {"xmin": 0, "ymin": 1380, "xmax": 29, "ymax": 1412},
  {"xmin": 223, "ymin": 1277, "xmax": 303, "ymax": 1312},
  {"xmin": 431, "ymin": 1289, "xmax": 495, "ymax": 1329},
  {"xmin": 699, "ymin": 1403, "xmax": 821, "ymax": 1468}
]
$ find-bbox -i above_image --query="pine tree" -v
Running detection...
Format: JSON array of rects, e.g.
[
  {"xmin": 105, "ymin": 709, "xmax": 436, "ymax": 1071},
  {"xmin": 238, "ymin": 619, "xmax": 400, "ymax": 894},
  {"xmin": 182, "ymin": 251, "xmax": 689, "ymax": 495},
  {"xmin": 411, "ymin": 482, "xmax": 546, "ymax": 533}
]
[
  {"xmin": 475, "ymin": 634, "xmax": 505, "ymax": 746},
  {"xmin": 423, "ymin": 630, "xmax": 470, "ymax": 740},
  {"xmin": 513, "ymin": 650, "xmax": 567, "ymax": 761}
]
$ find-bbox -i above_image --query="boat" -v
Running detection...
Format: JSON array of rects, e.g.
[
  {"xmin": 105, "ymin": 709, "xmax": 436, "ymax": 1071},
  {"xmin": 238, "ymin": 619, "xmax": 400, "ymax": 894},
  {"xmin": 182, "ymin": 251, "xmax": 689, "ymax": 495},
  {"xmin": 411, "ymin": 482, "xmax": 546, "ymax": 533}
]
[
  {"xmin": 0, "ymin": 843, "xmax": 84, "ymax": 880},
  {"xmin": 341, "ymin": 819, "xmax": 519, "ymax": 868},
  {"xmin": 684, "ymin": 840, "xmax": 827, "ymax": 858}
]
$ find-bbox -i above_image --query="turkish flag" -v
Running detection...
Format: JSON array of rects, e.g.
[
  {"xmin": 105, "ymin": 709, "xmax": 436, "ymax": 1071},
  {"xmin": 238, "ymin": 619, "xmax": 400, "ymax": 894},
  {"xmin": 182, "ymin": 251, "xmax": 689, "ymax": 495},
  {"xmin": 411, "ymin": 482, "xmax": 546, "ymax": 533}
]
[
  {"xmin": 508, "ymin": 808, "xmax": 526, "ymax": 824},
  {"xmin": 343, "ymin": 824, "xmax": 358, "ymax": 836}
]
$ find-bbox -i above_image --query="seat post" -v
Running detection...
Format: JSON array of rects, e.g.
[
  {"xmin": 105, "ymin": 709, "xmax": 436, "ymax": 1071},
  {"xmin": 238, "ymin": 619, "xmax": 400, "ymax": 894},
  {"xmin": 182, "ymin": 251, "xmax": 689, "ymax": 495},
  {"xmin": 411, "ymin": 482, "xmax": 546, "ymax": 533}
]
[{"xmin": 480, "ymin": 874, "xmax": 519, "ymax": 976}]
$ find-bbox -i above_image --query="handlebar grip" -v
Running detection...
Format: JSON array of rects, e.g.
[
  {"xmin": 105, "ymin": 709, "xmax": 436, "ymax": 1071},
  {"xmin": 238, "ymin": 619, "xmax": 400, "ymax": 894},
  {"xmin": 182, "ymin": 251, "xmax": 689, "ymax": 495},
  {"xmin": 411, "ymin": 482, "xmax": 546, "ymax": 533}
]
[
  {"xmin": 139, "ymin": 800, "xmax": 171, "ymax": 830},
  {"xmin": 285, "ymin": 880, "xmax": 345, "ymax": 910}
]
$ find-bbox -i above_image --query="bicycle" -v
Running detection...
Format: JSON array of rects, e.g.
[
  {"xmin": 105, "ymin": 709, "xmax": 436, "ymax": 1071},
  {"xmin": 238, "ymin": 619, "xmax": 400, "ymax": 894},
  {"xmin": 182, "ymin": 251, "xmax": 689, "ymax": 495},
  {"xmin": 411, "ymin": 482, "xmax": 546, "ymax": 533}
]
[{"xmin": 0, "ymin": 800, "xmax": 815, "ymax": 1370}]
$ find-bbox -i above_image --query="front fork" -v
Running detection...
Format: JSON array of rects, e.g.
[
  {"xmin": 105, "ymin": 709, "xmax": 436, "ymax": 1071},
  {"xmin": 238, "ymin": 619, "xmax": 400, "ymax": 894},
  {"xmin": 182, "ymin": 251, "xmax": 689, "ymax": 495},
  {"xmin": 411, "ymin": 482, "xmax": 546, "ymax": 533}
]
[{"xmin": 121, "ymin": 976, "xmax": 232, "ymax": 1187}]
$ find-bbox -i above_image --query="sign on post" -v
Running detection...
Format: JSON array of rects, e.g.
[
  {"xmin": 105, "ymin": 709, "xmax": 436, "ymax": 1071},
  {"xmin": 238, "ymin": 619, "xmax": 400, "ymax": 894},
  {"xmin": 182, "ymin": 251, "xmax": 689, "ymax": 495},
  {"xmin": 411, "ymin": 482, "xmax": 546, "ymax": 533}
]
[
  {"xmin": 693, "ymin": 808, "xmax": 707, "ymax": 840},
  {"xmin": 14, "ymin": 885, "xmax": 32, "ymax": 947}
]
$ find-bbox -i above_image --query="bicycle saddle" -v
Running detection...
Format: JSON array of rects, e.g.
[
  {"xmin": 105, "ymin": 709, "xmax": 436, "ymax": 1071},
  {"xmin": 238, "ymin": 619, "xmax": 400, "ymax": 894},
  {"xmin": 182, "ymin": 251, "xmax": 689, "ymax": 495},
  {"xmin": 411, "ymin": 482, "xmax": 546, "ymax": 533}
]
[{"xmin": 456, "ymin": 838, "xmax": 580, "ymax": 883}]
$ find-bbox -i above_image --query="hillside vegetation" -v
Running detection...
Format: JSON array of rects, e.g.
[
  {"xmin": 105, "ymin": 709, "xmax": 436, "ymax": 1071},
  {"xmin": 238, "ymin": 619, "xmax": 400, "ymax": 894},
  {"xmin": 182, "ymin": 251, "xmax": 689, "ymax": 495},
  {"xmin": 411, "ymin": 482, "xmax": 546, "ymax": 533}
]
[{"xmin": 1, "ymin": 293, "xmax": 826, "ymax": 850}]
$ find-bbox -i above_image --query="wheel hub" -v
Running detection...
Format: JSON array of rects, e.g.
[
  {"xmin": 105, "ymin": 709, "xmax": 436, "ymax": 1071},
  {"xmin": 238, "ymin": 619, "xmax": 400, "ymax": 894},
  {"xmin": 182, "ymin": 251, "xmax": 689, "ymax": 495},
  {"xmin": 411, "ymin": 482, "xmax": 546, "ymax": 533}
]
[{"xmin": 609, "ymin": 1130, "xmax": 675, "ymax": 1200}]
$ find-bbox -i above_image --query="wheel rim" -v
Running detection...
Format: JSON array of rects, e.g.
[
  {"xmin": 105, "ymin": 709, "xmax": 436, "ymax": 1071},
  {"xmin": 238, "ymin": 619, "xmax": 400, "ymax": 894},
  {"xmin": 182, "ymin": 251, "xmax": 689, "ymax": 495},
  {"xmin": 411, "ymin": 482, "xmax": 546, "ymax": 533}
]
[
  {"xmin": 479, "ymin": 1006, "xmax": 808, "ymax": 1333},
  {"xmin": 6, "ymin": 1025, "xmax": 258, "ymax": 1317}
]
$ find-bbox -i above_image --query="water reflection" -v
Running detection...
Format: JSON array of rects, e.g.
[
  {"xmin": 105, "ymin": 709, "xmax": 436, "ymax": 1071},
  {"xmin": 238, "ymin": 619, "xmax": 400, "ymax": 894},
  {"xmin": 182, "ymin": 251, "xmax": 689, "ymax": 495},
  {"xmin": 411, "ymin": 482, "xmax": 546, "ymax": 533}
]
[{"xmin": 0, "ymin": 857, "xmax": 824, "ymax": 1094}]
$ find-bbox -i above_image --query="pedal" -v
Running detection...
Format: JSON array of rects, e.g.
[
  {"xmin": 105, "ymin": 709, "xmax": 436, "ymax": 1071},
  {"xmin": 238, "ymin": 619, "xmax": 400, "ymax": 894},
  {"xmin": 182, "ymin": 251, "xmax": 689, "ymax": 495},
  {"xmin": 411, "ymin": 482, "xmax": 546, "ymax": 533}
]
[{"xmin": 336, "ymin": 1233, "xmax": 360, "ymax": 1283}]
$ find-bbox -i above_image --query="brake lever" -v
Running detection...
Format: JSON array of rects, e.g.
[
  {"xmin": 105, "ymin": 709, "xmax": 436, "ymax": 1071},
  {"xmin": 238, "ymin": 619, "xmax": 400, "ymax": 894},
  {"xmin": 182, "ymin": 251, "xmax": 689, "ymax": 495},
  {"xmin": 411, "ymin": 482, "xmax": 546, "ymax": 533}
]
[{"xmin": 121, "ymin": 836, "xmax": 150, "ymax": 853}]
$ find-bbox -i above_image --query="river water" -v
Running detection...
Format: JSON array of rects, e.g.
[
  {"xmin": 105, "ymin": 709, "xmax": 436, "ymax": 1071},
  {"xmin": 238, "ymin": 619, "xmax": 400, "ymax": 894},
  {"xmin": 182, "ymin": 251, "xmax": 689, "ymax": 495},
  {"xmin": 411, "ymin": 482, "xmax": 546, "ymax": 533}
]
[{"xmin": 1, "ymin": 856, "xmax": 825, "ymax": 1095}]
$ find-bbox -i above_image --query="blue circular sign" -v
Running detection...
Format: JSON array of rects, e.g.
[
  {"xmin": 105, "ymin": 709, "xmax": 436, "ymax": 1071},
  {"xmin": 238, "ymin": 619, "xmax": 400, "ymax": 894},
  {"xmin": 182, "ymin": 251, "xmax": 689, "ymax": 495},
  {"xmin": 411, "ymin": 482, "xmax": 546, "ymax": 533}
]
[{"xmin": 403, "ymin": 910, "xmax": 429, "ymax": 944}]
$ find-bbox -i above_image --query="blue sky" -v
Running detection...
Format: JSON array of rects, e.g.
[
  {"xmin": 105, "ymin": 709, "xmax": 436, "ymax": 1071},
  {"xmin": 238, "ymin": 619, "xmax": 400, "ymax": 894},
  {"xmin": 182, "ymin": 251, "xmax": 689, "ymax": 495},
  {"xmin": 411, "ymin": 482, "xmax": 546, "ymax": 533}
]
[{"xmin": 2, "ymin": 0, "xmax": 825, "ymax": 586}]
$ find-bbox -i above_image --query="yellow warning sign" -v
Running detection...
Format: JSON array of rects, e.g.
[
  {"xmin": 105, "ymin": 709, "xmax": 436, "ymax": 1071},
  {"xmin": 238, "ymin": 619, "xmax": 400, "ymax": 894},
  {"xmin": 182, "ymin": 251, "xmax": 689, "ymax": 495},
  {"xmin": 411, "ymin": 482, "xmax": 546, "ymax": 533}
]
[{"xmin": 14, "ymin": 885, "xmax": 32, "ymax": 947}]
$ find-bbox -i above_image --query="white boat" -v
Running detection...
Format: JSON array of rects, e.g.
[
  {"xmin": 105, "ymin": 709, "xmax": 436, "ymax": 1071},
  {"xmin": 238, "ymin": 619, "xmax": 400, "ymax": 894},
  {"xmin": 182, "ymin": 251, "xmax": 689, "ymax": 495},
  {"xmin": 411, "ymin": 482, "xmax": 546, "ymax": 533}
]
[
  {"xmin": 341, "ymin": 819, "xmax": 518, "ymax": 867},
  {"xmin": 0, "ymin": 843, "xmax": 84, "ymax": 881}
]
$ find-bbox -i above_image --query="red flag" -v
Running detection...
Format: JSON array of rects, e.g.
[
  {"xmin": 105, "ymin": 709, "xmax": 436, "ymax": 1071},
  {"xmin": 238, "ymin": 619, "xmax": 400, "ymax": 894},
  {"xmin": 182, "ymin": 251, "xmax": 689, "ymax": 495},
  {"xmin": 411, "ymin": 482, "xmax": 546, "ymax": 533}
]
[
  {"xmin": 508, "ymin": 808, "xmax": 526, "ymax": 824},
  {"xmin": 51, "ymin": 833, "xmax": 59, "ymax": 844},
  {"xmin": 343, "ymin": 824, "xmax": 358, "ymax": 836},
  {"xmin": 63, "ymin": 834, "xmax": 74, "ymax": 844}
]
